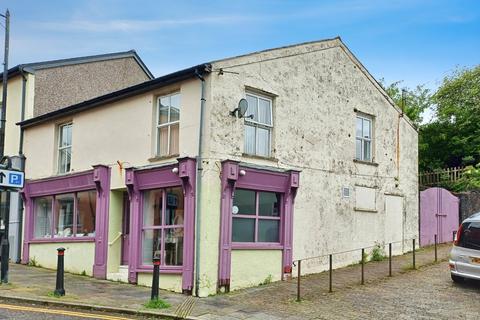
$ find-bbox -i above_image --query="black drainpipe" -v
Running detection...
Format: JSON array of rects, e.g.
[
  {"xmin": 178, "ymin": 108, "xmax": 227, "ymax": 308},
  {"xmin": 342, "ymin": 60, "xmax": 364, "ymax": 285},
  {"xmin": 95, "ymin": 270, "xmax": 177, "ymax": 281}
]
[
  {"xmin": 15, "ymin": 67, "xmax": 27, "ymax": 263},
  {"xmin": 193, "ymin": 67, "xmax": 207, "ymax": 296}
]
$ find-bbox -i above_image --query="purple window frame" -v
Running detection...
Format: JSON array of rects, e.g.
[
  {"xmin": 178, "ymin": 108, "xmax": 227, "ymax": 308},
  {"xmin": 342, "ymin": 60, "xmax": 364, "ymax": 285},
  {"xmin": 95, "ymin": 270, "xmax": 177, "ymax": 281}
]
[
  {"xmin": 231, "ymin": 190, "xmax": 283, "ymax": 249},
  {"xmin": 139, "ymin": 186, "xmax": 184, "ymax": 271},
  {"xmin": 31, "ymin": 191, "xmax": 96, "ymax": 242},
  {"xmin": 125, "ymin": 157, "xmax": 196, "ymax": 294},
  {"xmin": 218, "ymin": 160, "xmax": 299, "ymax": 292},
  {"xmin": 21, "ymin": 166, "xmax": 111, "ymax": 279}
]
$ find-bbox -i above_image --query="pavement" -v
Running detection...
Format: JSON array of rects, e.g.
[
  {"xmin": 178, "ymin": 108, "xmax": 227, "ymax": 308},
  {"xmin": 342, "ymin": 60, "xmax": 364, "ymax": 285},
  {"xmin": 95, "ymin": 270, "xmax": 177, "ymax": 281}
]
[
  {"xmin": 0, "ymin": 243, "xmax": 471, "ymax": 320},
  {"xmin": 0, "ymin": 300, "xmax": 140, "ymax": 320}
]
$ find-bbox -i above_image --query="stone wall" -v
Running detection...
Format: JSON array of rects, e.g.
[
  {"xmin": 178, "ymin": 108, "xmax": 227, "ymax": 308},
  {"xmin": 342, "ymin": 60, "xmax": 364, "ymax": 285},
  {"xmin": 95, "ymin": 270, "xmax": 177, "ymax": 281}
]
[{"xmin": 456, "ymin": 191, "xmax": 480, "ymax": 222}]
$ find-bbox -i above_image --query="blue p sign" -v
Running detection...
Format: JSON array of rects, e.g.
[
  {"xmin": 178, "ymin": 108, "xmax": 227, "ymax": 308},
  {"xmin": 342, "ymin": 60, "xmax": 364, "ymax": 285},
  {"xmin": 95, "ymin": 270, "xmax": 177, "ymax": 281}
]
[{"xmin": 9, "ymin": 173, "xmax": 23, "ymax": 186}]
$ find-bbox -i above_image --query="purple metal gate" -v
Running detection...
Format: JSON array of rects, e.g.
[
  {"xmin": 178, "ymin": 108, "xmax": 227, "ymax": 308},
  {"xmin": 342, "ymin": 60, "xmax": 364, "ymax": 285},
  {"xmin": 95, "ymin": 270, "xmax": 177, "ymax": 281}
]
[{"xmin": 420, "ymin": 187, "xmax": 459, "ymax": 246}]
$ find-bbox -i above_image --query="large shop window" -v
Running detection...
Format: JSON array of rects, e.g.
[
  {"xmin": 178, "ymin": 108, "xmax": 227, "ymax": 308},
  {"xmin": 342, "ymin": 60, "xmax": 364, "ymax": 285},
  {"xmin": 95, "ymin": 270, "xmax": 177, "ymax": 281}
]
[
  {"xmin": 33, "ymin": 191, "xmax": 96, "ymax": 239},
  {"xmin": 156, "ymin": 93, "xmax": 180, "ymax": 157},
  {"xmin": 244, "ymin": 93, "xmax": 273, "ymax": 157},
  {"xmin": 232, "ymin": 189, "xmax": 281, "ymax": 243},
  {"xmin": 142, "ymin": 187, "xmax": 184, "ymax": 266}
]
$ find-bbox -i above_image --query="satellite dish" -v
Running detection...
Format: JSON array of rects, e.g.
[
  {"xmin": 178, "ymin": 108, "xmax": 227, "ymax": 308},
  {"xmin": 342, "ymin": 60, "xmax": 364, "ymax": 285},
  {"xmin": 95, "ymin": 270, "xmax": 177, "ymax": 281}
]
[
  {"xmin": 230, "ymin": 98, "xmax": 250, "ymax": 118},
  {"xmin": 238, "ymin": 99, "xmax": 248, "ymax": 118}
]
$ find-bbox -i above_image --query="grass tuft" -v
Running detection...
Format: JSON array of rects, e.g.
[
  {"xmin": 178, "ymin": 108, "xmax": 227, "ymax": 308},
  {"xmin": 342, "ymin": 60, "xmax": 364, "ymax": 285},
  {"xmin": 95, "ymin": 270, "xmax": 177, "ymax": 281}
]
[
  {"xmin": 144, "ymin": 298, "xmax": 171, "ymax": 309},
  {"xmin": 47, "ymin": 291, "xmax": 63, "ymax": 298}
]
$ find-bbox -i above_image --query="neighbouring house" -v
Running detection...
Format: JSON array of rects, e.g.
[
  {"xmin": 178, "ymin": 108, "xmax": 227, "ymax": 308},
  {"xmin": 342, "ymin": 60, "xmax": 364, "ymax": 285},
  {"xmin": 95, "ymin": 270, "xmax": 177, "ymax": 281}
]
[
  {"xmin": 17, "ymin": 37, "xmax": 418, "ymax": 297},
  {"xmin": 0, "ymin": 50, "xmax": 153, "ymax": 262}
]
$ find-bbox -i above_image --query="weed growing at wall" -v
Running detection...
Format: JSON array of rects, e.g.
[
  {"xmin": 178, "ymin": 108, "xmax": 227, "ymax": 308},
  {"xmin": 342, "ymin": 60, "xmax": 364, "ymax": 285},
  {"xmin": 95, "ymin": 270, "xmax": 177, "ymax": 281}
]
[
  {"xmin": 28, "ymin": 256, "xmax": 42, "ymax": 268},
  {"xmin": 261, "ymin": 274, "xmax": 273, "ymax": 285},
  {"xmin": 371, "ymin": 244, "xmax": 386, "ymax": 262}
]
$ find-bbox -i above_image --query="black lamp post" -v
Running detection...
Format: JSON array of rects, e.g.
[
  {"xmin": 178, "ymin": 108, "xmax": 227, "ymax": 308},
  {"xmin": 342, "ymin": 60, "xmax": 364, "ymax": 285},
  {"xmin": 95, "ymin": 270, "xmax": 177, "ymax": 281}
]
[{"xmin": 0, "ymin": 9, "xmax": 11, "ymax": 284}]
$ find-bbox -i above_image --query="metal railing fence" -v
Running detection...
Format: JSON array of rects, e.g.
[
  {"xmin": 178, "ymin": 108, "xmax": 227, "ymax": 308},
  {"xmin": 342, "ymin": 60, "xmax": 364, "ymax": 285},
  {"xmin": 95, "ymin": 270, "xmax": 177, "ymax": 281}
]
[{"xmin": 293, "ymin": 233, "xmax": 453, "ymax": 302}]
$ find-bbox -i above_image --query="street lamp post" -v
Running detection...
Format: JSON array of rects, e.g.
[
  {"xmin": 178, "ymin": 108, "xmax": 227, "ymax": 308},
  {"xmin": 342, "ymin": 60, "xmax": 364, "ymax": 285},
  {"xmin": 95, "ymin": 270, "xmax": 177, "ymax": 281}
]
[
  {"xmin": 0, "ymin": 9, "xmax": 9, "ymax": 158},
  {"xmin": 0, "ymin": 9, "xmax": 10, "ymax": 284}
]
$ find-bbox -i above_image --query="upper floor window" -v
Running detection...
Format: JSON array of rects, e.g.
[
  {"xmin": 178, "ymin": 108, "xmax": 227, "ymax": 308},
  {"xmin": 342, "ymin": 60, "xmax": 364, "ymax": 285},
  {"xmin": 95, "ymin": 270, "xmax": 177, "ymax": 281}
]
[
  {"xmin": 355, "ymin": 115, "xmax": 373, "ymax": 161},
  {"xmin": 244, "ymin": 93, "xmax": 273, "ymax": 157},
  {"xmin": 58, "ymin": 123, "xmax": 72, "ymax": 174},
  {"xmin": 156, "ymin": 93, "xmax": 180, "ymax": 157}
]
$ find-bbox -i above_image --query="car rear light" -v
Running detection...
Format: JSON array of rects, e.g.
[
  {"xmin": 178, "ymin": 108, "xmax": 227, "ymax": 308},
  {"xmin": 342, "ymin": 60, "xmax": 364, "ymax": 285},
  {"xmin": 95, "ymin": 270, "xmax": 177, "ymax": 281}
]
[
  {"xmin": 454, "ymin": 224, "xmax": 463, "ymax": 246},
  {"xmin": 449, "ymin": 262, "xmax": 455, "ymax": 270}
]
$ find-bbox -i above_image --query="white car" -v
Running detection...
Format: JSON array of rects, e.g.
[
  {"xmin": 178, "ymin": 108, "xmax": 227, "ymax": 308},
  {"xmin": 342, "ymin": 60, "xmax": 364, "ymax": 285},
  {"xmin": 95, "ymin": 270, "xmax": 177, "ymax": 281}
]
[{"xmin": 449, "ymin": 212, "xmax": 480, "ymax": 282}]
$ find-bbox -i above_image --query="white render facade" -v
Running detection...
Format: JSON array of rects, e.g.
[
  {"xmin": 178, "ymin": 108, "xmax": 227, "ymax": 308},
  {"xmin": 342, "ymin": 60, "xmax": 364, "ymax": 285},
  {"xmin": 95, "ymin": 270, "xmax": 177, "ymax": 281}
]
[
  {"xmin": 18, "ymin": 38, "xmax": 418, "ymax": 297},
  {"xmin": 197, "ymin": 37, "xmax": 418, "ymax": 294}
]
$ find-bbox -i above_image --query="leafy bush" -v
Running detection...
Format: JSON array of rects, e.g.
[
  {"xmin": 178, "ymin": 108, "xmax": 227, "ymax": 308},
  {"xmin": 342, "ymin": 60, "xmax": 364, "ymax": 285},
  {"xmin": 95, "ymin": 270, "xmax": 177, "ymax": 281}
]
[
  {"xmin": 439, "ymin": 164, "xmax": 480, "ymax": 192},
  {"xmin": 370, "ymin": 244, "xmax": 386, "ymax": 262}
]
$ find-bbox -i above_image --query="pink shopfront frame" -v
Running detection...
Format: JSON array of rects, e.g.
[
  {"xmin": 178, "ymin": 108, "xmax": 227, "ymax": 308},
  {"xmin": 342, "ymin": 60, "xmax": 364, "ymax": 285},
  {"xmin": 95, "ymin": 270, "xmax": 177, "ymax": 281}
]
[
  {"xmin": 125, "ymin": 157, "xmax": 196, "ymax": 294},
  {"xmin": 21, "ymin": 165, "xmax": 111, "ymax": 279},
  {"xmin": 218, "ymin": 160, "xmax": 299, "ymax": 292}
]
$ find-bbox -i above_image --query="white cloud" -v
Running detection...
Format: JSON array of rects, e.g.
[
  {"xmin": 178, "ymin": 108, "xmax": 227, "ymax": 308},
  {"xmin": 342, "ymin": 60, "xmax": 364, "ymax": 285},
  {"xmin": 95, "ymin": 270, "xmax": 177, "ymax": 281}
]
[{"xmin": 33, "ymin": 15, "xmax": 262, "ymax": 33}]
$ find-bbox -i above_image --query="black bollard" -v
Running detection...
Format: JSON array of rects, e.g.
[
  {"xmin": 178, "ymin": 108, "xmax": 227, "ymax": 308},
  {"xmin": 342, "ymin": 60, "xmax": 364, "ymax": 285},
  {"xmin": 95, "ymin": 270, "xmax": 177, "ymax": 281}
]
[
  {"xmin": 388, "ymin": 243, "xmax": 392, "ymax": 277},
  {"xmin": 329, "ymin": 254, "xmax": 333, "ymax": 293},
  {"xmin": 296, "ymin": 260, "xmax": 301, "ymax": 302},
  {"xmin": 54, "ymin": 248, "xmax": 65, "ymax": 296},
  {"xmin": 361, "ymin": 248, "xmax": 365, "ymax": 285},
  {"xmin": 412, "ymin": 239, "xmax": 416, "ymax": 269},
  {"xmin": 151, "ymin": 257, "xmax": 160, "ymax": 300}
]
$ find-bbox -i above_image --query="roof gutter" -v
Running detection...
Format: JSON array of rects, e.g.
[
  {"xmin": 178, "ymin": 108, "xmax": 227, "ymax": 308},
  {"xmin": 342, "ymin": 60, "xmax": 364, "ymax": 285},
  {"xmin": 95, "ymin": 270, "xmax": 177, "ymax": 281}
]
[{"xmin": 18, "ymin": 64, "xmax": 211, "ymax": 129}]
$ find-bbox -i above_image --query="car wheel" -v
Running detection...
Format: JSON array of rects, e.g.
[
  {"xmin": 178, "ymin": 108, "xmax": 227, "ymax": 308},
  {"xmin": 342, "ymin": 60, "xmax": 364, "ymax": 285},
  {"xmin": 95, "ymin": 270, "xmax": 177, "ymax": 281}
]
[{"xmin": 451, "ymin": 274, "xmax": 464, "ymax": 283}]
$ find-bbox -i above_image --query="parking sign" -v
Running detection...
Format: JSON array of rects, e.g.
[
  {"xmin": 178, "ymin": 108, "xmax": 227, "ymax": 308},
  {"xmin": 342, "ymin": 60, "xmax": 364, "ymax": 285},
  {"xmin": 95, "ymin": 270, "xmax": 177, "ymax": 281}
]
[{"xmin": 0, "ymin": 169, "xmax": 24, "ymax": 189}]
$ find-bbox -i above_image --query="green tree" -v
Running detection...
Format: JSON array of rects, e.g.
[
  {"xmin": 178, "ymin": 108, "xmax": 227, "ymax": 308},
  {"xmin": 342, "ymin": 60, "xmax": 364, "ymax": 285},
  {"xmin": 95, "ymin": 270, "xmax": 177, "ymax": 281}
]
[
  {"xmin": 421, "ymin": 65, "xmax": 480, "ymax": 171},
  {"xmin": 380, "ymin": 79, "xmax": 432, "ymax": 127}
]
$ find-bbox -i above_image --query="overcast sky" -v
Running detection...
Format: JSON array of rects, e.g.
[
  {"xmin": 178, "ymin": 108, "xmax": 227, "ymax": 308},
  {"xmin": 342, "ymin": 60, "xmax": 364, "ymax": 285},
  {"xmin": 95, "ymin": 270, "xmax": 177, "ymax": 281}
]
[{"xmin": 2, "ymin": 0, "xmax": 479, "ymax": 90}]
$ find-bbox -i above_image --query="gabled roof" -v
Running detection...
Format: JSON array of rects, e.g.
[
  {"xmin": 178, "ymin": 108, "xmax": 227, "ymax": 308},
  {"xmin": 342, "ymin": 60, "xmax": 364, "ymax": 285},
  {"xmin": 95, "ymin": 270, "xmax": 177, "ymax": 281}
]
[
  {"xmin": 210, "ymin": 36, "xmax": 416, "ymax": 130},
  {"xmin": 18, "ymin": 63, "xmax": 211, "ymax": 128},
  {"xmin": 1, "ymin": 50, "xmax": 154, "ymax": 80},
  {"xmin": 17, "ymin": 37, "xmax": 415, "ymax": 130}
]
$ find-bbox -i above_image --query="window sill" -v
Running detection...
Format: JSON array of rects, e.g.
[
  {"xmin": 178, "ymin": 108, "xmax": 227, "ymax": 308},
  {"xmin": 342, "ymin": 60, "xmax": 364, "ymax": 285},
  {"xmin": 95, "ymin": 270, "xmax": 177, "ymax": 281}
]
[
  {"xmin": 354, "ymin": 207, "xmax": 378, "ymax": 213},
  {"xmin": 136, "ymin": 266, "xmax": 183, "ymax": 274},
  {"xmin": 148, "ymin": 154, "xmax": 180, "ymax": 163},
  {"xmin": 241, "ymin": 153, "xmax": 278, "ymax": 162},
  {"xmin": 353, "ymin": 159, "xmax": 379, "ymax": 167},
  {"xmin": 29, "ymin": 237, "xmax": 96, "ymax": 244},
  {"xmin": 231, "ymin": 243, "xmax": 283, "ymax": 250}
]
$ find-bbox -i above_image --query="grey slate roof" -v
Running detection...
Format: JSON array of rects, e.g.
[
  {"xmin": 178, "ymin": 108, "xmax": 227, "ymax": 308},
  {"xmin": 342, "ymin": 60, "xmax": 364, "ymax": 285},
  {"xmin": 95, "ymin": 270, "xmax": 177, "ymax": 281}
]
[
  {"xmin": 18, "ymin": 63, "xmax": 211, "ymax": 128},
  {"xmin": 0, "ymin": 50, "xmax": 154, "ymax": 80}
]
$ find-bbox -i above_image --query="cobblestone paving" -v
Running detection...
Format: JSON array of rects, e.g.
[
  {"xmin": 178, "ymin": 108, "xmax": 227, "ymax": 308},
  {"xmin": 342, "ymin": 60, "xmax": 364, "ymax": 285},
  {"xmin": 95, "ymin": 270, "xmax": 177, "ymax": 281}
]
[
  {"xmin": 1, "ymin": 243, "xmax": 478, "ymax": 319},
  {"xmin": 194, "ymin": 243, "xmax": 480, "ymax": 319}
]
